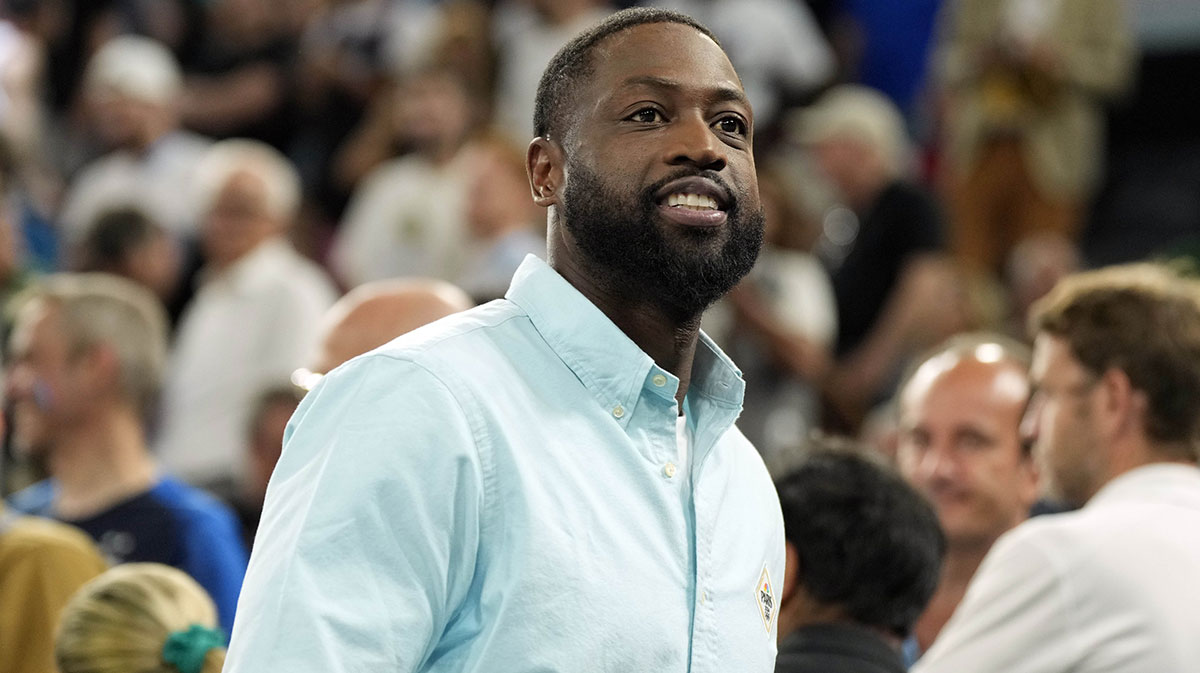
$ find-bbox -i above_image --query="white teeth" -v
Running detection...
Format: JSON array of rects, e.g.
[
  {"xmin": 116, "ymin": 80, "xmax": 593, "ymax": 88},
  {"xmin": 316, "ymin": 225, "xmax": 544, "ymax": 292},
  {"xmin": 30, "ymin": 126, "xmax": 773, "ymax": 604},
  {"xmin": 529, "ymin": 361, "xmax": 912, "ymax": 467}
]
[{"xmin": 666, "ymin": 193, "xmax": 718, "ymax": 210}]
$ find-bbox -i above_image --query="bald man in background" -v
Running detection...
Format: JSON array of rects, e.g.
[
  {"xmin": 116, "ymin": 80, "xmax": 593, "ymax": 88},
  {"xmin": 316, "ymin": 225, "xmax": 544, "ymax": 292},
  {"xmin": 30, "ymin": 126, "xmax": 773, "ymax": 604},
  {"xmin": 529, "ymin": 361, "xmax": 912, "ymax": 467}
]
[{"xmin": 237, "ymin": 279, "xmax": 475, "ymax": 546}]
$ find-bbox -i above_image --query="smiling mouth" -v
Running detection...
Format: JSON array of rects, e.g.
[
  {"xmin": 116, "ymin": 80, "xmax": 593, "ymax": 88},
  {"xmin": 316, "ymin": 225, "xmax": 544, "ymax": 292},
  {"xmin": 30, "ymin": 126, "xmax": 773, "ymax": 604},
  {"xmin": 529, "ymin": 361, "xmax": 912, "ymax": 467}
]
[{"xmin": 665, "ymin": 192, "xmax": 721, "ymax": 211}]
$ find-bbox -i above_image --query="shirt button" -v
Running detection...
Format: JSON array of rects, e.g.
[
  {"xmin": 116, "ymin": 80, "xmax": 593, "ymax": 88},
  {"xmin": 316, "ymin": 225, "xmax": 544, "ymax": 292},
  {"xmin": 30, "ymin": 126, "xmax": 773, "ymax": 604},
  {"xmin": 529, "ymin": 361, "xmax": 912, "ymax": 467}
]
[
  {"xmin": 701, "ymin": 590, "xmax": 709, "ymax": 604},
  {"xmin": 652, "ymin": 374, "xmax": 667, "ymax": 387},
  {"xmin": 612, "ymin": 404, "xmax": 625, "ymax": 419},
  {"xmin": 663, "ymin": 462, "xmax": 677, "ymax": 478}
]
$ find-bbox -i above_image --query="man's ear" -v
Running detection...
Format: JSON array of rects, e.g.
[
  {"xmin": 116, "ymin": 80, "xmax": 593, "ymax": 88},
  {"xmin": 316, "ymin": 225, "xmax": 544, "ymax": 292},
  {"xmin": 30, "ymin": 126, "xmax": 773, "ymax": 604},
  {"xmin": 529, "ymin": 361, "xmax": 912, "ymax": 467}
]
[
  {"xmin": 527, "ymin": 137, "xmax": 565, "ymax": 208},
  {"xmin": 1099, "ymin": 367, "xmax": 1136, "ymax": 441}
]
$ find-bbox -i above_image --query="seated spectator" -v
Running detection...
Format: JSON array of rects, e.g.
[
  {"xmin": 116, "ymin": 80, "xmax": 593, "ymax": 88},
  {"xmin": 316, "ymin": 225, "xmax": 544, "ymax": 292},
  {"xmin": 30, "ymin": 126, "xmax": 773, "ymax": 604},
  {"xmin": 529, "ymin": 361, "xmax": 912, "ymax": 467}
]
[
  {"xmin": 1, "ymin": 503, "xmax": 107, "ymax": 673},
  {"xmin": 916, "ymin": 264, "xmax": 1200, "ymax": 672},
  {"xmin": 774, "ymin": 438, "xmax": 945, "ymax": 673},
  {"xmin": 60, "ymin": 36, "xmax": 212, "ymax": 248},
  {"xmin": 791, "ymin": 84, "xmax": 970, "ymax": 429},
  {"xmin": 5, "ymin": 274, "xmax": 247, "ymax": 634},
  {"xmin": 55, "ymin": 563, "xmax": 226, "ymax": 673},
  {"xmin": 895, "ymin": 333, "xmax": 1038, "ymax": 662},
  {"xmin": 330, "ymin": 66, "xmax": 482, "ymax": 288},
  {"xmin": 456, "ymin": 132, "xmax": 546, "ymax": 302},
  {"xmin": 155, "ymin": 139, "xmax": 337, "ymax": 496}
]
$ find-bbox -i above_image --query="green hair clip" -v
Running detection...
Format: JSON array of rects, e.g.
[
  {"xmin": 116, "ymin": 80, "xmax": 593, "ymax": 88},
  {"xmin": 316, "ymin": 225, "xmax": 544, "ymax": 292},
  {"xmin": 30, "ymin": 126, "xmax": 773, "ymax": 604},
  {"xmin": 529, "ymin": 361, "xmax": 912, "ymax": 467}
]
[{"xmin": 161, "ymin": 624, "xmax": 225, "ymax": 673}]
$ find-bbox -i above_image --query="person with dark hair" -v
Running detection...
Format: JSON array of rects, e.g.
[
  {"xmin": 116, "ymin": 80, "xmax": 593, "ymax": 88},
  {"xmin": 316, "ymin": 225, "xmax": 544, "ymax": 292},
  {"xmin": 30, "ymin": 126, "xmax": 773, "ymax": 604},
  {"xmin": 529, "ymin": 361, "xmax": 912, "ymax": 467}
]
[
  {"xmin": 774, "ymin": 441, "xmax": 945, "ymax": 673},
  {"xmin": 75, "ymin": 207, "xmax": 187, "ymax": 323},
  {"xmin": 915, "ymin": 263, "xmax": 1200, "ymax": 673},
  {"xmin": 226, "ymin": 7, "xmax": 780, "ymax": 672}
]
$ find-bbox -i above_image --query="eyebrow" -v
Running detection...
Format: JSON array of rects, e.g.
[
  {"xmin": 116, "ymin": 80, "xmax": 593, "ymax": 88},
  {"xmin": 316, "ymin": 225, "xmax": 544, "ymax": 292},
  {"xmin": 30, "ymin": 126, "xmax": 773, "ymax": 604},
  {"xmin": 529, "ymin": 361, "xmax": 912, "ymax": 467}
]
[{"xmin": 617, "ymin": 75, "xmax": 752, "ymax": 109}]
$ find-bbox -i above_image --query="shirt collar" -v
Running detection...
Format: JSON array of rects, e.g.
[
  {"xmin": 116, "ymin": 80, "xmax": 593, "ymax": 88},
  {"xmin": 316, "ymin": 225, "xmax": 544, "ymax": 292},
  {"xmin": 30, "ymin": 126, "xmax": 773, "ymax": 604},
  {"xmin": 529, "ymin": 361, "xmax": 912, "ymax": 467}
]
[
  {"xmin": 505, "ymin": 255, "xmax": 745, "ymax": 416},
  {"xmin": 1086, "ymin": 462, "xmax": 1200, "ymax": 509}
]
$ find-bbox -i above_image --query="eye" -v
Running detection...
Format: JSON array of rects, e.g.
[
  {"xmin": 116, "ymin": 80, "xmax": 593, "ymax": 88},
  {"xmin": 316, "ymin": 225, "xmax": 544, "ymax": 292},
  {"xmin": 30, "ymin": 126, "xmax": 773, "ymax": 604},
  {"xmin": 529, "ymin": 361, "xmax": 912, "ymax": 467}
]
[
  {"xmin": 627, "ymin": 107, "xmax": 665, "ymax": 123},
  {"xmin": 714, "ymin": 115, "xmax": 748, "ymax": 136}
]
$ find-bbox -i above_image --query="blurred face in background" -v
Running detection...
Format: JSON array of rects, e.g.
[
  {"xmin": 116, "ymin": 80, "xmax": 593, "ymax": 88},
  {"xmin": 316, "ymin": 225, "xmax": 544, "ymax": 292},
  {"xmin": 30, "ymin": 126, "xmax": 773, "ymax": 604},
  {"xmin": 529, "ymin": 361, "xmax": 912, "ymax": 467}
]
[
  {"xmin": 88, "ymin": 88, "xmax": 162, "ymax": 151},
  {"xmin": 393, "ymin": 71, "xmax": 473, "ymax": 158},
  {"xmin": 201, "ymin": 170, "xmax": 282, "ymax": 270},
  {"xmin": 898, "ymin": 354, "xmax": 1039, "ymax": 548},
  {"xmin": 5, "ymin": 301, "xmax": 93, "ymax": 457},
  {"xmin": 465, "ymin": 142, "xmax": 538, "ymax": 240}
]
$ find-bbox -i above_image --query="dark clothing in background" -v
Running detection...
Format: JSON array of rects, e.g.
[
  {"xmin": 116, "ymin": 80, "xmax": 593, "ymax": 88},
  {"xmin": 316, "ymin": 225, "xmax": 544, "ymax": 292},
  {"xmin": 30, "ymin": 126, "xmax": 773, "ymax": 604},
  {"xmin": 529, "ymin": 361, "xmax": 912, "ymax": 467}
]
[
  {"xmin": 828, "ymin": 180, "xmax": 944, "ymax": 357},
  {"xmin": 776, "ymin": 624, "xmax": 907, "ymax": 673}
]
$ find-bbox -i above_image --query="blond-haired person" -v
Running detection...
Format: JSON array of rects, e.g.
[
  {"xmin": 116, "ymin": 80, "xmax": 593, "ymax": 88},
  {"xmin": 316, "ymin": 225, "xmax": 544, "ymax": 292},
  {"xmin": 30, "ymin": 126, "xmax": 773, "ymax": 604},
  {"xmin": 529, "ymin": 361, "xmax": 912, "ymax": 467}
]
[
  {"xmin": 56, "ymin": 563, "xmax": 225, "ymax": 673},
  {"xmin": 6, "ymin": 273, "xmax": 247, "ymax": 632}
]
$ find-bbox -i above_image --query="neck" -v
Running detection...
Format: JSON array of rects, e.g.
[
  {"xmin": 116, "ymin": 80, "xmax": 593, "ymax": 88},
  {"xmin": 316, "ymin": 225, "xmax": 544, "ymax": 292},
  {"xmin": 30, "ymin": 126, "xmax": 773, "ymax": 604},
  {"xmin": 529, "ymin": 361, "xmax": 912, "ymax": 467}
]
[
  {"xmin": 913, "ymin": 537, "xmax": 995, "ymax": 651},
  {"xmin": 47, "ymin": 409, "xmax": 157, "ymax": 520},
  {"xmin": 551, "ymin": 249, "xmax": 701, "ymax": 406}
]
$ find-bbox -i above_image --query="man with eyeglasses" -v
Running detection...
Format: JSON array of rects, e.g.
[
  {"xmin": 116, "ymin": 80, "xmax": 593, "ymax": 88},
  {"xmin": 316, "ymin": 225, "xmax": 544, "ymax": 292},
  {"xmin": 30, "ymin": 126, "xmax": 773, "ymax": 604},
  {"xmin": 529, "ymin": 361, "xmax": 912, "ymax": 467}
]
[{"xmin": 915, "ymin": 263, "xmax": 1200, "ymax": 673}]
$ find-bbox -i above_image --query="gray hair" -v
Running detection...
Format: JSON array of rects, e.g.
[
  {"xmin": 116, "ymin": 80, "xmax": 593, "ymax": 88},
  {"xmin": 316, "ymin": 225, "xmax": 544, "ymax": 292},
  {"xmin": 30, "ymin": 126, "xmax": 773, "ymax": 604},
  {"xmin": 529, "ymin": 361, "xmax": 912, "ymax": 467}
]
[
  {"xmin": 22, "ymin": 273, "xmax": 169, "ymax": 418},
  {"xmin": 194, "ymin": 139, "xmax": 301, "ymax": 225}
]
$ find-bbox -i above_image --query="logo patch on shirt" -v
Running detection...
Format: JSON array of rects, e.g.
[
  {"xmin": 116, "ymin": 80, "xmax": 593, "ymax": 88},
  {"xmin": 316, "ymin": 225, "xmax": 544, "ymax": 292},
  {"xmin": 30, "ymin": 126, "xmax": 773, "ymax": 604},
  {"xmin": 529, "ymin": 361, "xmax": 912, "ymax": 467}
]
[{"xmin": 755, "ymin": 564, "xmax": 775, "ymax": 633}]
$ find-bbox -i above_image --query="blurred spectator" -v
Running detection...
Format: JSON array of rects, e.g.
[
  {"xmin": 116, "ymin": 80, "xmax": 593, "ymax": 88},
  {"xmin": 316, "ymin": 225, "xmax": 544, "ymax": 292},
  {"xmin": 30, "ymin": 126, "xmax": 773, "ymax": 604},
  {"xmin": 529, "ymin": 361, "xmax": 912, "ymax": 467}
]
[
  {"xmin": 5, "ymin": 273, "xmax": 247, "ymax": 634},
  {"xmin": 645, "ymin": 0, "xmax": 835, "ymax": 135},
  {"xmin": 74, "ymin": 207, "xmax": 194, "ymax": 328},
  {"xmin": 178, "ymin": 0, "xmax": 299, "ymax": 150},
  {"xmin": 707, "ymin": 158, "xmax": 837, "ymax": 473},
  {"xmin": 292, "ymin": 0, "xmax": 402, "ymax": 217},
  {"xmin": 1, "ymin": 504, "xmax": 107, "ymax": 673},
  {"xmin": 59, "ymin": 36, "xmax": 212, "ymax": 248},
  {"xmin": 55, "ymin": 563, "xmax": 226, "ymax": 673},
  {"xmin": 895, "ymin": 333, "xmax": 1037, "ymax": 663},
  {"xmin": 234, "ymin": 277, "xmax": 473, "ymax": 544},
  {"xmin": 456, "ymin": 132, "xmax": 545, "ymax": 302},
  {"xmin": 302, "ymin": 277, "xmax": 474, "ymax": 386},
  {"xmin": 491, "ymin": 0, "xmax": 612, "ymax": 145},
  {"xmin": 916, "ymin": 264, "xmax": 1200, "ymax": 673},
  {"xmin": 774, "ymin": 439, "xmax": 945, "ymax": 673},
  {"xmin": 155, "ymin": 140, "xmax": 337, "ymax": 496},
  {"xmin": 933, "ymin": 0, "xmax": 1135, "ymax": 278},
  {"xmin": 330, "ymin": 66, "xmax": 481, "ymax": 288},
  {"xmin": 234, "ymin": 385, "xmax": 302, "ymax": 549},
  {"xmin": 0, "ymin": 8, "xmax": 47, "ymax": 171},
  {"xmin": 792, "ymin": 84, "xmax": 969, "ymax": 429}
]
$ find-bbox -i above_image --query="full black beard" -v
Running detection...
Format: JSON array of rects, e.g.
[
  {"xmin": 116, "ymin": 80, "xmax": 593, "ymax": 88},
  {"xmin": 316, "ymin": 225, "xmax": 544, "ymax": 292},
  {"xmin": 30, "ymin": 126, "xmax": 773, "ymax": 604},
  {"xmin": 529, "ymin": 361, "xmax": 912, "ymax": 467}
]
[{"xmin": 561, "ymin": 160, "xmax": 764, "ymax": 322}]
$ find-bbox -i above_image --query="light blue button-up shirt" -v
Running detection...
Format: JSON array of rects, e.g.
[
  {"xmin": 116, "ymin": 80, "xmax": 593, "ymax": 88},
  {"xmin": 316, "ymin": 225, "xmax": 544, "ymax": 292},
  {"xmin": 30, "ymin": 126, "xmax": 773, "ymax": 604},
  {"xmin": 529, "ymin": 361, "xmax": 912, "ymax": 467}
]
[{"xmin": 224, "ymin": 256, "xmax": 785, "ymax": 672}]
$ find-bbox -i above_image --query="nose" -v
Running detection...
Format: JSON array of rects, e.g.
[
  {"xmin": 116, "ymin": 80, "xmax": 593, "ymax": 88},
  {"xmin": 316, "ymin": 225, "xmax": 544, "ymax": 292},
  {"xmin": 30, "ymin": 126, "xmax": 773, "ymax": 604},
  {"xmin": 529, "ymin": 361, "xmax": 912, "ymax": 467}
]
[
  {"xmin": 917, "ymin": 443, "xmax": 957, "ymax": 484},
  {"xmin": 666, "ymin": 113, "xmax": 727, "ymax": 172}
]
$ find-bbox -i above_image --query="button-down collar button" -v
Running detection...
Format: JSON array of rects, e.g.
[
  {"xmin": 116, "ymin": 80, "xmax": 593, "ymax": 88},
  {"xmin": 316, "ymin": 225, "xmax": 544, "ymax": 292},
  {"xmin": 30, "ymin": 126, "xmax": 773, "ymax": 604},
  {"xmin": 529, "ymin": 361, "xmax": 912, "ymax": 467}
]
[
  {"xmin": 663, "ymin": 462, "xmax": 677, "ymax": 478},
  {"xmin": 652, "ymin": 374, "xmax": 668, "ymax": 387},
  {"xmin": 612, "ymin": 404, "xmax": 625, "ymax": 419}
]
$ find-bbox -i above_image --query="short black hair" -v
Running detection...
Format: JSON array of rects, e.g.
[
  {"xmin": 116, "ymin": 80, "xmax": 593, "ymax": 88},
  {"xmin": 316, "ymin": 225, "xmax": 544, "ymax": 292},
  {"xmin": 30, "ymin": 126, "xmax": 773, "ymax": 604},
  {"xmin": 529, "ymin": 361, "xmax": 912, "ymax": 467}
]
[
  {"xmin": 78, "ymin": 207, "xmax": 162, "ymax": 271},
  {"xmin": 532, "ymin": 7, "xmax": 720, "ymax": 142},
  {"xmin": 776, "ymin": 442, "xmax": 945, "ymax": 639}
]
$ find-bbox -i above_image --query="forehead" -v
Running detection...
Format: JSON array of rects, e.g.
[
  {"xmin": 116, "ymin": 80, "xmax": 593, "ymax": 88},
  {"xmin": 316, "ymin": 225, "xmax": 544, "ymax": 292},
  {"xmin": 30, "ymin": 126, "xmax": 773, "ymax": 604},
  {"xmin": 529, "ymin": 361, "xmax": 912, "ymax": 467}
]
[
  {"xmin": 9, "ymin": 299, "xmax": 63, "ymax": 353},
  {"xmin": 583, "ymin": 23, "xmax": 745, "ymax": 110},
  {"xmin": 1030, "ymin": 334, "xmax": 1083, "ymax": 381},
  {"xmin": 904, "ymin": 357, "xmax": 1029, "ymax": 421}
]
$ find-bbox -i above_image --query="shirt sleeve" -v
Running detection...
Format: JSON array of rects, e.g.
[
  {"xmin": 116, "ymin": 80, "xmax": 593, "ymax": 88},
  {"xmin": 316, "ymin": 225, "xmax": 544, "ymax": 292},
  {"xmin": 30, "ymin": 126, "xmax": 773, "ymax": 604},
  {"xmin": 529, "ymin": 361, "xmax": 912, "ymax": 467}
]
[
  {"xmin": 223, "ymin": 355, "xmax": 486, "ymax": 673},
  {"xmin": 913, "ymin": 524, "xmax": 1081, "ymax": 673}
]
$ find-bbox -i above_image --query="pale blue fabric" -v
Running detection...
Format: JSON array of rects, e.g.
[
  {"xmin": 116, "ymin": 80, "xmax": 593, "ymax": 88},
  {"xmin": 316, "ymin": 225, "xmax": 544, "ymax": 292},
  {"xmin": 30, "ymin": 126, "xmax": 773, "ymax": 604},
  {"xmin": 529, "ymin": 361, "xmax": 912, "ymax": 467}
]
[{"xmin": 224, "ymin": 255, "xmax": 785, "ymax": 673}]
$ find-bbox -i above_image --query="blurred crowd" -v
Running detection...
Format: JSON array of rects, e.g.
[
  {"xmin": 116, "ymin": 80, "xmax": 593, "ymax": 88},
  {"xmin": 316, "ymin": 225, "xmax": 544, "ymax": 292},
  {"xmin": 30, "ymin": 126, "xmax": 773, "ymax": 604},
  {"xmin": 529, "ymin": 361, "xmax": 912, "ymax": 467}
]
[{"xmin": 2, "ymin": 0, "xmax": 1200, "ymax": 671}]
